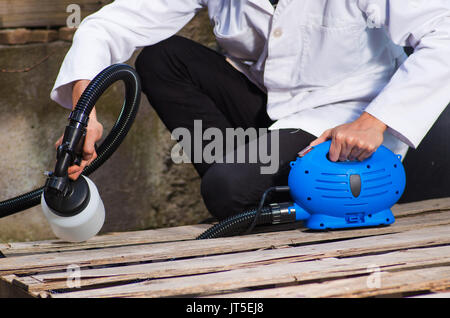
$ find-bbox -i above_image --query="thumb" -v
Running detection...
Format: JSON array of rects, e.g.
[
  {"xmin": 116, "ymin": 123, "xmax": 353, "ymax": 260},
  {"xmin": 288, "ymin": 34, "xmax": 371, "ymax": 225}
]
[
  {"xmin": 309, "ymin": 129, "xmax": 332, "ymax": 147},
  {"xmin": 82, "ymin": 132, "xmax": 98, "ymax": 161}
]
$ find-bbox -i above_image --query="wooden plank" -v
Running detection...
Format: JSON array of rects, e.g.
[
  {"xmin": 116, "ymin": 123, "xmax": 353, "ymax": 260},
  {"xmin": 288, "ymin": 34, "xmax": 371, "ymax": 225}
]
[
  {"xmin": 211, "ymin": 266, "xmax": 450, "ymax": 298},
  {"xmin": 49, "ymin": 245, "xmax": 450, "ymax": 298},
  {"xmin": 392, "ymin": 197, "xmax": 450, "ymax": 217},
  {"xmin": 20, "ymin": 242, "xmax": 450, "ymax": 294},
  {"xmin": 58, "ymin": 27, "xmax": 77, "ymax": 42},
  {"xmin": 0, "ymin": 0, "xmax": 112, "ymax": 28},
  {"xmin": 0, "ymin": 28, "xmax": 30, "ymax": 44},
  {"xmin": 0, "ymin": 224, "xmax": 211, "ymax": 256},
  {"xmin": 1, "ymin": 211, "xmax": 450, "ymax": 276},
  {"xmin": 13, "ymin": 225, "xmax": 450, "ymax": 294},
  {"xmin": 1, "ymin": 211, "xmax": 450, "ymax": 277},
  {"xmin": 411, "ymin": 292, "xmax": 450, "ymax": 298},
  {"xmin": 1, "ymin": 198, "xmax": 447, "ymax": 298},
  {"xmin": 0, "ymin": 275, "xmax": 34, "ymax": 298},
  {"xmin": 1, "ymin": 197, "xmax": 448, "ymax": 256}
]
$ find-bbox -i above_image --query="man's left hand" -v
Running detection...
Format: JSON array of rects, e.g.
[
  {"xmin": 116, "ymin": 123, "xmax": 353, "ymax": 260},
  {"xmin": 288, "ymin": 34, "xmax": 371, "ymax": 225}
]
[{"xmin": 309, "ymin": 112, "xmax": 387, "ymax": 162}]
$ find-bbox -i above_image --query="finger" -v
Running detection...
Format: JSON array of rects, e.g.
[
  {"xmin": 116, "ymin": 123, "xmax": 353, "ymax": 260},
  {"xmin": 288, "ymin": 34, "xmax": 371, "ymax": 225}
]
[
  {"xmin": 339, "ymin": 142, "xmax": 353, "ymax": 162},
  {"xmin": 309, "ymin": 129, "xmax": 332, "ymax": 147},
  {"xmin": 68, "ymin": 169, "xmax": 82, "ymax": 180},
  {"xmin": 68, "ymin": 165, "xmax": 82, "ymax": 175},
  {"xmin": 357, "ymin": 151, "xmax": 370, "ymax": 162},
  {"xmin": 68, "ymin": 158, "xmax": 88, "ymax": 174},
  {"xmin": 78, "ymin": 160, "xmax": 88, "ymax": 172},
  {"xmin": 85, "ymin": 151, "xmax": 98, "ymax": 166},
  {"xmin": 349, "ymin": 146, "xmax": 364, "ymax": 161},
  {"xmin": 68, "ymin": 171, "xmax": 80, "ymax": 181},
  {"xmin": 69, "ymin": 170, "xmax": 85, "ymax": 181},
  {"xmin": 68, "ymin": 168, "xmax": 82, "ymax": 180},
  {"xmin": 68, "ymin": 160, "xmax": 88, "ymax": 180},
  {"xmin": 54, "ymin": 135, "xmax": 63, "ymax": 149},
  {"xmin": 328, "ymin": 137, "xmax": 342, "ymax": 162},
  {"xmin": 357, "ymin": 148, "xmax": 376, "ymax": 162},
  {"xmin": 366, "ymin": 144, "xmax": 378, "ymax": 160},
  {"xmin": 82, "ymin": 131, "xmax": 99, "ymax": 161}
]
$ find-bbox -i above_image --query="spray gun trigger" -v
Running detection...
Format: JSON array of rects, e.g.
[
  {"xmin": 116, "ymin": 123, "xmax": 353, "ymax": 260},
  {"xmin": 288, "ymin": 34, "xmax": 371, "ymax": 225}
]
[
  {"xmin": 73, "ymin": 156, "xmax": 82, "ymax": 166},
  {"xmin": 73, "ymin": 130, "xmax": 87, "ymax": 166}
]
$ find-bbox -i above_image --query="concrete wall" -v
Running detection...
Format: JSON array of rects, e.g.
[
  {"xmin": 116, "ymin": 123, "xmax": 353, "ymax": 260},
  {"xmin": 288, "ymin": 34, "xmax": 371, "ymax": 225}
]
[{"xmin": 0, "ymin": 11, "xmax": 216, "ymax": 242}]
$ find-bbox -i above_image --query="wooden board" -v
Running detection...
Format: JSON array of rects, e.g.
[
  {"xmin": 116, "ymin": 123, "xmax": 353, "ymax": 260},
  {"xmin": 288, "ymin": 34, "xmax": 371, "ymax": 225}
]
[
  {"xmin": 2, "ymin": 197, "xmax": 448, "ymax": 257},
  {"xmin": 209, "ymin": 266, "xmax": 450, "ymax": 298},
  {"xmin": 1, "ymin": 197, "xmax": 450, "ymax": 298},
  {"xmin": 0, "ymin": 224, "xmax": 211, "ymax": 257},
  {"xmin": 0, "ymin": 0, "xmax": 112, "ymax": 28}
]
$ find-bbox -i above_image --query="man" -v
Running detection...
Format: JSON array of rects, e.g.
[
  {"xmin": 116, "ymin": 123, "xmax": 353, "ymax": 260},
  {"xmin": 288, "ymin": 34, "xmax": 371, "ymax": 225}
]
[{"xmin": 52, "ymin": 0, "xmax": 450, "ymax": 220}]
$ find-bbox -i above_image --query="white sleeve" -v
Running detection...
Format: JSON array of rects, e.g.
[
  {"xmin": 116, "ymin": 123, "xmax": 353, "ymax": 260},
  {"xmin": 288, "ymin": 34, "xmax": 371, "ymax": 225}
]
[
  {"xmin": 359, "ymin": 0, "xmax": 450, "ymax": 148},
  {"xmin": 51, "ymin": 0, "xmax": 205, "ymax": 109}
]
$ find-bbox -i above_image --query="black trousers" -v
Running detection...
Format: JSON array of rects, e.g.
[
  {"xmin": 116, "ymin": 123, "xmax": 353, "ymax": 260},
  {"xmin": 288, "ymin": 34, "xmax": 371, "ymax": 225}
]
[{"xmin": 135, "ymin": 35, "xmax": 450, "ymax": 220}]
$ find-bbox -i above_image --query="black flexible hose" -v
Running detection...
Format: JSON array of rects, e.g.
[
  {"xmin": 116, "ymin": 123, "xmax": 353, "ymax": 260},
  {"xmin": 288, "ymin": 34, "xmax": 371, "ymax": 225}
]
[
  {"xmin": 196, "ymin": 206, "xmax": 274, "ymax": 240},
  {"xmin": 197, "ymin": 186, "xmax": 294, "ymax": 239},
  {"xmin": 0, "ymin": 64, "xmax": 141, "ymax": 218}
]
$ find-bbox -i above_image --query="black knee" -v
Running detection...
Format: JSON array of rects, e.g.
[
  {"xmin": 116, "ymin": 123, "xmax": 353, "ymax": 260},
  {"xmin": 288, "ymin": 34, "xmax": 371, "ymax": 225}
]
[
  {"xmin": 200, "ymin": 164, "xmax": 248, "ymax": 221},
  {"xmin": 135, "ymin": 36, "xmax": 187, "ymax": 91}
]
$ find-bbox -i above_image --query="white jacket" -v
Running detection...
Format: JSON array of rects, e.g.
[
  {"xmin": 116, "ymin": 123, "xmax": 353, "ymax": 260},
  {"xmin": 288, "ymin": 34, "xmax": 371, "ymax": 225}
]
[{"xmin": 51, "ymin": 0, "xmax": 450, "ymax": 158}]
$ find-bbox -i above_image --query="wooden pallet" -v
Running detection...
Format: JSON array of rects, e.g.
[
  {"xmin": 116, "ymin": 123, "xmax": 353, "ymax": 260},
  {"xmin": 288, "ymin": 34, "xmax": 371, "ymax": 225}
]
[
  {"xmin": 1, "ymin": 198, "xmax": 450, "ymax": 298},
  {"xmin": 0, "ymin": 0, "xmax": 112, "ymax": 29}
]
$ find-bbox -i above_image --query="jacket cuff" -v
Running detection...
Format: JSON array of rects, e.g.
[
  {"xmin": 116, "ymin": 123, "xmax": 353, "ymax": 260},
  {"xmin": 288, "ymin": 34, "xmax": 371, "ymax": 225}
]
[{"xmin": 364, "ymin": 101, "xmax": 418, "ymax": 149}]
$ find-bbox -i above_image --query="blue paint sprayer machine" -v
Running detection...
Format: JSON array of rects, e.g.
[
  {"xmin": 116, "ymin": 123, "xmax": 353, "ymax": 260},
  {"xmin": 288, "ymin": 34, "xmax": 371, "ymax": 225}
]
[{"xmin": 197, "ymin": 140, "xmax": 406, "ymax": 239}]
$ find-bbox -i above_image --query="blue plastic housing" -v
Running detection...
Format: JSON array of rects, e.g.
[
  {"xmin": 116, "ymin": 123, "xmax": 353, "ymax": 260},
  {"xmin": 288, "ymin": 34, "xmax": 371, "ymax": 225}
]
[{"xmin": 288, "ymin": 140, "xmax": 406, "ymax": 230}]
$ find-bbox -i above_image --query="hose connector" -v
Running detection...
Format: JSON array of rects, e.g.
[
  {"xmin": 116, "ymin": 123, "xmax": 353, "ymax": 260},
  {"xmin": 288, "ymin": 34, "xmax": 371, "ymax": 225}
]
[{"xmin": 270, "ymin": 202, "xmax": 297, "ymax": 225}]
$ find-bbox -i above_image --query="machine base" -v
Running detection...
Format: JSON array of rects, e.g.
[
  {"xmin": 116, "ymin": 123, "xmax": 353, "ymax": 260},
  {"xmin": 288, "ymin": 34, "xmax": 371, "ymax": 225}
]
[{"xmin": 305, "ymin": 209, "xmax": 395, "ymax": 230}]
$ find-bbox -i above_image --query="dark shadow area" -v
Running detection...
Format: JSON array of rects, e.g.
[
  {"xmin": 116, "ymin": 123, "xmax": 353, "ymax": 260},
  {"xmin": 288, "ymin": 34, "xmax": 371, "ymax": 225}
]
[{"xmin": 400, "ymin": 103, "xmax": 450, "ymax": 203}]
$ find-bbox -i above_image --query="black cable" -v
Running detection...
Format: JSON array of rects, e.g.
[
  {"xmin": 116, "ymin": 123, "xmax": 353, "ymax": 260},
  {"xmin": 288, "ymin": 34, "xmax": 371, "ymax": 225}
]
[
  {"xmin": 244, "ymin": 187, "xmax": 274, "ymax": 235},
  {"xmin": 245, "ymin": 186, "xmax": 290, "ymax": 234},
  {"xmin": 197, "ymin": 186, "xmax": 292, "ymax": 239},
  {"xmin": 196, "ymin": 206, "xmax": 273, "ymax": 240},
  {"xmin": 0, "ymin": 64, "xmax": 141, "ymax": 219}
]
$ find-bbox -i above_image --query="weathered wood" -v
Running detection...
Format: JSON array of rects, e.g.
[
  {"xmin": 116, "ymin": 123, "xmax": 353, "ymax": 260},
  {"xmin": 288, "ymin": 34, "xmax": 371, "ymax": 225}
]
[
  {"xmin": 21, "ymin": 241, "xmax": 450, "ymax": 293},
  {"xmin": 1, "ymin": 212, "xmax": 450, "ymax": 277},
  {"xmin": 28, "ymin": 30, "xmax": 58, "ymax": 43},
  {"xmin": 58, "ymin": 27, "xmax": 77, "ymax": 42},
  {"xmin": 0, "ymin": 0, "xmax": 112, "ymax": 28},
  {"xmin": 0, "ymin": 29, "xmax": 59, "ymax": 45},
  {"xmin": 211, "ymin": 266, "xmax": 450, "ymax": 298},
  {"xmin": 1, "ymin": 198, "xmax": 448, "ymax": 257},
  {"xmin": 0, "ymin": 224, "xmax": 211, "ymax": 256},
  {"xmin": 1, "ymin": 198, "xmax": 449, "ymax": 298},
  {"xmin": 0, "ymin": 275, "xmax": 33, "ymax": 298},
  {"xmin": 0, "ymin": 28, "xmax": 30, "ymax": 44},
  {"xmin": 12, "ymin": 225, "xmax": 450, "ymax": 294},
  {"xmin": 50, "ymin": 245, "xmax": 450, "ymax": 298},
  {"xmin": 411, "ymin": 292, "xmax": 450, "ymax": 298},
  {"xmin": 392, "ymin": 197, "xmax": 450, "ymax": 217}
]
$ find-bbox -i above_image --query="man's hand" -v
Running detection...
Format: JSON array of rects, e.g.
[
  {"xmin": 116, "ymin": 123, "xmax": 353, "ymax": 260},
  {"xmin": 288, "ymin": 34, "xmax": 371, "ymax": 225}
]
[
  {"xmin": 310, "ymin": 112, "xmax": 387, "ymax": 162},
  {"xmin": 54, "ymin": 80, "xmax": 104, "ymax": 180}
]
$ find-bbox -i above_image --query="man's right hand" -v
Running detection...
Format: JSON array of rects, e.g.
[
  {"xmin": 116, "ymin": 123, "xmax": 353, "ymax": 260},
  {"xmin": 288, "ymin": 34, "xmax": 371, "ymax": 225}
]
[{"xmin": 54, "ymin": 80, "xmax": 104, "ymax": 180}]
